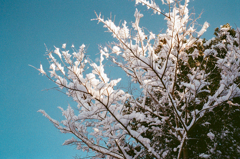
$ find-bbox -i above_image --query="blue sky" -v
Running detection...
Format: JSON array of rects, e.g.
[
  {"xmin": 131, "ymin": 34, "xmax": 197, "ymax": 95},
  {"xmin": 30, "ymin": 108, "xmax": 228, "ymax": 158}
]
[{"xmin": 0, "ymin": 0, "xmax": 239, "ymax": 158}]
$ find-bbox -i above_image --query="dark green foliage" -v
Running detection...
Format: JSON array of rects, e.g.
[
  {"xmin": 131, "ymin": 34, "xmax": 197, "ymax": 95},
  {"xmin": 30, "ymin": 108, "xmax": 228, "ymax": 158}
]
[
  {"xmin": 188, "ymin": 101, "xmax": 240, "ymax": 158},
  {"xmin": 182, "ymin": 24, "xmax": 240, "ymax": 158}
]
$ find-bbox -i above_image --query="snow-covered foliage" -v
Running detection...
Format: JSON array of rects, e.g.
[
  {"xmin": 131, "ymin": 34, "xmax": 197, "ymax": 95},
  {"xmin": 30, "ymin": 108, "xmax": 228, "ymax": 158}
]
[{"xmin": 36, "ymin": 1, "xmax": 240, "ymax": 158}]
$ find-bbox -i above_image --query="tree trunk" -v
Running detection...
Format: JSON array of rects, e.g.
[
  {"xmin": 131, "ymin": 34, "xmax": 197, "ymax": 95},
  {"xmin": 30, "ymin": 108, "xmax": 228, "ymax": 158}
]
[{"xmin": 183, "ymin": 142, "xmax": 188, "ymax": 159}]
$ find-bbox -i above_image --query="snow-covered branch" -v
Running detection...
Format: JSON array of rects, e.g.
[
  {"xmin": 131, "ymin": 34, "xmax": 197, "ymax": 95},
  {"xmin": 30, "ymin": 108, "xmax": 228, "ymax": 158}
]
[{"xmin": 35, "ymin": 1, "xmax": 240, "ymax": 158}]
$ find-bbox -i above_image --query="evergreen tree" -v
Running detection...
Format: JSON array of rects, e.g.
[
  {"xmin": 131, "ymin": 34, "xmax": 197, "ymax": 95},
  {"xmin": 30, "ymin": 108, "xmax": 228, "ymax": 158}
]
[{"xmin": 126, "ymin": 24, "xmax": 240, "ymax": 158}]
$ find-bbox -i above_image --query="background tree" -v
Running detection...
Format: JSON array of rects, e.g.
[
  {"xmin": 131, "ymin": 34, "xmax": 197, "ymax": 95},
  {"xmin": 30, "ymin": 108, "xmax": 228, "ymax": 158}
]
[
  {"xmin": 126, "ymin": 24, "xmax": 240, "ymax": 158},
  {"xmin": 185, "ymin": 24, "xmax": 240, "ymax": 158},
  {"xmin": 35, "ymin": 0, "xmax": 240, "ymax": 158}
]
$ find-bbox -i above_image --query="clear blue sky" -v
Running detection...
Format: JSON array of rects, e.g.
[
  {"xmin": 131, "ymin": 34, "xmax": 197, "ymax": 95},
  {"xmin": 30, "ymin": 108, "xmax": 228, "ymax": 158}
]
[{"xmin": 0, "ymin": 0, "xmax": 239, "ymax": 158}]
